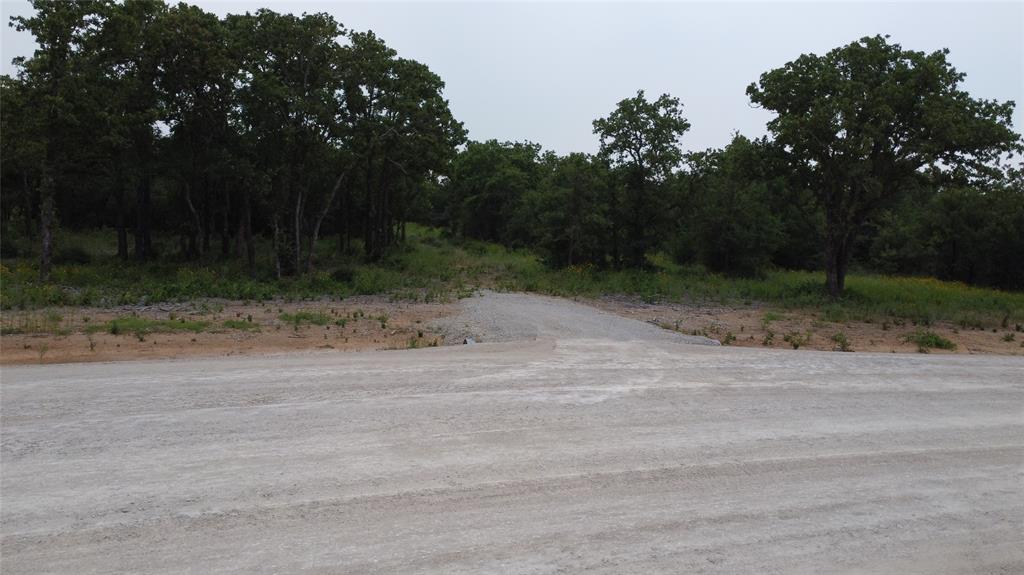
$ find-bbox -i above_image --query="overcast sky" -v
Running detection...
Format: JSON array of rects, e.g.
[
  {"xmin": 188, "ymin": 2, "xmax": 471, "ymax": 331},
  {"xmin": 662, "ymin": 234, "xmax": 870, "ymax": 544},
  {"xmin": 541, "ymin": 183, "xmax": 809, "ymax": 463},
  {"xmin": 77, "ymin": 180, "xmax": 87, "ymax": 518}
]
[{"xmin": 2, "ymin": 1, "xmax": 1021, "ymax": 154}]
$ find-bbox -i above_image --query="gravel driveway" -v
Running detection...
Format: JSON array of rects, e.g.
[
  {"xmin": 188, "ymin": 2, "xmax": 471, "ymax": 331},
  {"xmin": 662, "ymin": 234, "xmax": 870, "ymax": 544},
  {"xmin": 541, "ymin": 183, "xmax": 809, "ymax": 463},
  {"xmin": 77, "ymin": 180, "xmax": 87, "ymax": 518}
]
[
  {"xmin": 1, "ymin": 293, "xmax": 1021, "ymax": 573},
  {"xmin": 431, "ymin": 290, "xmax": 719, "ymax": 345}
]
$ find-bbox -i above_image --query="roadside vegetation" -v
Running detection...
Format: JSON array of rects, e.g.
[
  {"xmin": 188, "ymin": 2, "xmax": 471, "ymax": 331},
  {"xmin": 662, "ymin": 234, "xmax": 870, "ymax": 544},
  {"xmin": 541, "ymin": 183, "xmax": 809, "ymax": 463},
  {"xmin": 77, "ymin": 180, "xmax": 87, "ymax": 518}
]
[
  {"xmin": 3, "ymin": 225, "xmax": 1022, "ymax": 332},
  {"xmin": 1, "ymin": 1, "xmax": 1022, "ymax": 355}
]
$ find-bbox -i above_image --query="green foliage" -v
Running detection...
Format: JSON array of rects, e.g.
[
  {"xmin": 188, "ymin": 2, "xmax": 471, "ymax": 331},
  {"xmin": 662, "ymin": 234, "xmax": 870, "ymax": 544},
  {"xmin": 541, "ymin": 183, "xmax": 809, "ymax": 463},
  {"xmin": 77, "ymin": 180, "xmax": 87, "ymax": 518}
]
[
  {"xmin": 97, "ymin": 317, "xmax": 209, "ymax": 336},
  {"xmin": 748, "ymin": 35, "xmax": 1021, "ymax": 296},
  {"xmin": 0, "ymin": 309, "xmax": 65, "ymax": 335},
  {"xmin": 53, "ymin": 246, "xmax": 92, "ymax": 265},
  {"xmin": 904, "ymin": 330, "xmax": 956, "ymax": 352},
  {"xmin": 223, "ymin": 319, "xmax": 260, "ymax": 331},
  {"xmin": 679, "ymin": 135, "xmax": 783, "ymax": 277},
  {"xmin": 445, "ymin": 140, "xmax": 544, "ymax": 247},
  {"xmin": 783, "ymin": 331, "xmax": 810, "ymax": 349},
  {"xmin": 529, "ymin": 153, "xmax": 613, "ymax": 268},
  {"xmin": 830, "ymin": 332, "xmax": 852, "ymax": 352},
  {"xmin": 594, "ymin": 90, "xmax": 691, "ymax": 267},
  {"xmin": 279, "ymin": 311, "xmax": 331, "ymax": 327}
]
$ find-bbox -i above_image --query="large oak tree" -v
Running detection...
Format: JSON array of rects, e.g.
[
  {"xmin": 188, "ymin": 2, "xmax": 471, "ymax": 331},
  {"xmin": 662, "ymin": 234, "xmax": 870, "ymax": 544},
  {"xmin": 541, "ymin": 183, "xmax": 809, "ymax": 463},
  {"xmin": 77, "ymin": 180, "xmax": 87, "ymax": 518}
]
[{"xmin": 747, "ymin": 35, "xmax": 1020, "ymax": 297}]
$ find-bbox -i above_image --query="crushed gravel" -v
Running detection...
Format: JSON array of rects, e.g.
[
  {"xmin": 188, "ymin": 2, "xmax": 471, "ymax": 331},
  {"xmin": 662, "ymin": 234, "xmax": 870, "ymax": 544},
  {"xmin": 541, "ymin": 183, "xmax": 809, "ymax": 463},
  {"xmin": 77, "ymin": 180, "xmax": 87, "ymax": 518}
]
[{"xmin": 430, "ymin": 290, "xmax": 720, "ymax": 346}]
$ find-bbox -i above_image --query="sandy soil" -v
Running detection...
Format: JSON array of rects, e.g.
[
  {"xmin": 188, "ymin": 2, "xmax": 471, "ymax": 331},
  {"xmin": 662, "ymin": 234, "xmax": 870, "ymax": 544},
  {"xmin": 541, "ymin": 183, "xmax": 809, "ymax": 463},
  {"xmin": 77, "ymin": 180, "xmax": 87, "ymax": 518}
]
[
  {"xmin": 1, "ymin": 291, "xmax": 1021, "ymax": 365},
  {"xmin": 0, "ymin": 297, "xmax": 454, "ymax": 365},
  {"xmin": 584, "ymin": 295, "xmax": 1024, "ymax": 356},
  {"xmin": 2, "ymin": 321, "xmax": 1022, "ymax": 573}
]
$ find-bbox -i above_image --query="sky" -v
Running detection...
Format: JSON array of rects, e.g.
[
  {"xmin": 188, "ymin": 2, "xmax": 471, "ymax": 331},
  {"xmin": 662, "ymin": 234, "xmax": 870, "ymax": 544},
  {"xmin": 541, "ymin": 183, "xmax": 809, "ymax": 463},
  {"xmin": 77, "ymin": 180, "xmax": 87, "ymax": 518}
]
[{"xmin": 2, "ymin": 1, "xmax": 1022, "ymax": 155}]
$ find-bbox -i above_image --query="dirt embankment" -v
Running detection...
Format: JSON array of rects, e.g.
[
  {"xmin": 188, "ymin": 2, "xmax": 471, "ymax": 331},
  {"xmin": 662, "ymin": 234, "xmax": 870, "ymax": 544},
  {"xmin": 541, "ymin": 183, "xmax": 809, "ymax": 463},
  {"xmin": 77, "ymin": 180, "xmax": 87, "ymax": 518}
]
[
  {"xmin": 1, "ymin": 292, "xmax": 1021, "ymax": 365},
  {"xmin": 0, "ymin": 297, "xmax": 455, "ymax": 365},
  {"xmin": 586, "ymin": 295, "xmax": 1024, "ymax": 355}
]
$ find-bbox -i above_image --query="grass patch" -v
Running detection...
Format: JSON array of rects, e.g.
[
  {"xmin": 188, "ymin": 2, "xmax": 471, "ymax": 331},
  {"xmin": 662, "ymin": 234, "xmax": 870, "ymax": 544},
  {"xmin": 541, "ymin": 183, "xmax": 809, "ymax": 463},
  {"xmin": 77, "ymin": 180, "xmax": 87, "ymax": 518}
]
[
  {"xmin": 0, "ymin": 310, "xmax": 67, "ymax": 335},
  {"xmin": 89, "ymin": 317, "xmax": 210, "ymax": 336},
  {"xmin": 2, "ymin": 225, "xmax": 1021, "ymax": 329},
  {"xmin": 223, "ymin": 319, "xmax": 260, "ymax": 331},
  {"xmin": 279, "ymin": 310, "xmax": 331, "ymax": 327},
  {"xmin": 830, "ymin": 332, "xmax": 853, "ymax": 352},
  {"xmin": 903, "ymin": 330, "xmax": 956, "ymax": 352}
]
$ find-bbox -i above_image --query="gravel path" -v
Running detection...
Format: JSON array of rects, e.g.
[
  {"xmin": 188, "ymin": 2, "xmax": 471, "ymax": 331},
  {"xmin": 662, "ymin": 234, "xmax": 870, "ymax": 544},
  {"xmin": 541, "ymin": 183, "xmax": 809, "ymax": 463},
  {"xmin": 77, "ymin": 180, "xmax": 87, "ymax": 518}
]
[
  {"xmin": 431, "ymin": 290, "xmax": 720, "ymax": 345},
  {"xmin": 1, "ymin": 293, "xmax": 1022, "ymax": 573}
]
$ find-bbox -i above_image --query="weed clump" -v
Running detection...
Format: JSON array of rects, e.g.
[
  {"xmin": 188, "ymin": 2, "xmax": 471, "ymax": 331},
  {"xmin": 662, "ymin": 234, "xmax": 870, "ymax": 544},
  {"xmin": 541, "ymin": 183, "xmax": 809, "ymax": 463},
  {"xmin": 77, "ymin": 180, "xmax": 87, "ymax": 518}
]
[
  {"xmin": 831, "ymin": 332, "xmax": 852, "ymax": 352},
  {"xmin": 904, "ymin": 330, "xmax": 956, "ymax": 353},
  {"xmin": 783, "ymin": 331, "xmax": 810, "ymax": 350},
  {"xmin": 279, "ymin": 310, "xmax": 330, "ymax": 328},
  {"xmin": 224, "ymin": 319, "xmax": 260, "ymax": 331}
]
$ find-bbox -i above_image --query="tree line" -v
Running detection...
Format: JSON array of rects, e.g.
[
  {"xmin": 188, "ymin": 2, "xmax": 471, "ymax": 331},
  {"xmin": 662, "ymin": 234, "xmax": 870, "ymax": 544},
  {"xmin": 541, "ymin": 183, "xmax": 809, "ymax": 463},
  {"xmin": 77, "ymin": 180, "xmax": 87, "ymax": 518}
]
[
  {"xmin": 2, "ymin": 1, "xmax": 1021, "ymax": 296},
  {"xmin": 2, "ymin": 0, "xmax": 465, "ymax": 279}
]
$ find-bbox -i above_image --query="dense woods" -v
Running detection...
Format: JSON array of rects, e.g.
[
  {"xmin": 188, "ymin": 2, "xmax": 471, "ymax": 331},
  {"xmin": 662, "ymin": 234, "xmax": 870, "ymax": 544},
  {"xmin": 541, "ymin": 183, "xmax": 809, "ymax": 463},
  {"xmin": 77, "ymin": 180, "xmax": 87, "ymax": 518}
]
[{"xmin": 2, "ymin": 0, "xmax": 1022, "ymax": 296}]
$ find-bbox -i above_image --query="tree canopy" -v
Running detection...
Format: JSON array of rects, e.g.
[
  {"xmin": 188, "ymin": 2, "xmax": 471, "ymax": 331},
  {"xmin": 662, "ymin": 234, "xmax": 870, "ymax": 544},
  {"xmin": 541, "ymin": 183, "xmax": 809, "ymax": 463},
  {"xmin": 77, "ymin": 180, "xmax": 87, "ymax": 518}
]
[
  {"xmin": 747, "ymin": 35, "xmax": 1021, "ymax": 296},
  {"xmin": 3, "ymin": 10, "xmax": 1021, "ymax": 296}
]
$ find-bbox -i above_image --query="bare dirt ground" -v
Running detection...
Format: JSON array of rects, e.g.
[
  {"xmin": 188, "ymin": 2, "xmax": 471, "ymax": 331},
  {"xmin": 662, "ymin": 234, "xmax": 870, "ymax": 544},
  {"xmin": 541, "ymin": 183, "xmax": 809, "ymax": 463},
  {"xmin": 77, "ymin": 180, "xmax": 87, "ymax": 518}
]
[
  {"xmin": 0, "ymin": 297, "xmax": 454, "ymax": 365},
  {"xmin": 1, "ymin": 291, "xmax": 1020, "ymax": 365},
  {"xmin": 584, "ymin": 295, "xmax": 1023, "ymax": 355},
  {"xmin": 1, "ymin": 294, "xmax": 1022, "ymax": 573}
]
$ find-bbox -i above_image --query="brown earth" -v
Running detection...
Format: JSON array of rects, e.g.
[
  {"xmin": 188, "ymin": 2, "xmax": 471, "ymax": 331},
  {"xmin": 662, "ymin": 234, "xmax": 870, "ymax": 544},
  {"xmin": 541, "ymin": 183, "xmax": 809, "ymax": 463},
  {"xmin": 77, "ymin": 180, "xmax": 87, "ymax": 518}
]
[
  {"xmin": 1, "ymin": 293, "xmax": 1021, "ymax": 365},
  {"xmin": 585, "ymin": 295, "xmax": 1024, "ymax": 356},
  {"xmin": 0, "ymin": 297, "xmax": 455, "ymax": 365}
]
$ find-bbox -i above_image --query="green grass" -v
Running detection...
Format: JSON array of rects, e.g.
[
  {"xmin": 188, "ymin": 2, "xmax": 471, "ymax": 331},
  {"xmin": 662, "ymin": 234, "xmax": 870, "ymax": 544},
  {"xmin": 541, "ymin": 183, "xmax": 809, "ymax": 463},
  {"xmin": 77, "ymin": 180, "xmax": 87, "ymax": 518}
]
[
  {"xmin": 3, "ymin": 224, "xmax": 1022, "ymax": 329},
  {"xmin": 903, "ymin": 330, "xmax": 957, "ymax": 352},
  {"xmin": 279, "ymin": 310, "xmax": 331, "ymax": 327},
  {"xmin": 223, "ymin": 319, "xmax": 260, "ymax": 331},
  {"xmin": 88, "ymin": 317, "xmax": 210, "ymax": 336},
  {"xmin": 0, "ymin": 310, "xmax": 67, "ymax": 335}
]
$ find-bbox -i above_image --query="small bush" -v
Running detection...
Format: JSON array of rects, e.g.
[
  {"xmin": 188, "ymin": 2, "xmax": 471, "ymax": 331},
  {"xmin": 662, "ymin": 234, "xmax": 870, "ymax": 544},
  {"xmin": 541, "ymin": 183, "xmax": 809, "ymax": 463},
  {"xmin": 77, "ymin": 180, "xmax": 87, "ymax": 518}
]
[
  {"xmin": 904, "ymin": 330, "xmax": 956, "ymax": 352},
  {"xmin": 830, "ymin": 332, "xmax": 852, "ymax": 352},
  {"xmin": 783, "ymin": 331, "xmax": 810, "ymax": 349}
]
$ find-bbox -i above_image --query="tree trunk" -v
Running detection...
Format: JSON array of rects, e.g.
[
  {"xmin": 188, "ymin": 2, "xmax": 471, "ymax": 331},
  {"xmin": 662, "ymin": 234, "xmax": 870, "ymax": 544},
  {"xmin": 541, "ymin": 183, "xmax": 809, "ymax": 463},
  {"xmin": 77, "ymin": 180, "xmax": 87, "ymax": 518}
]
[
  {"xmin": 116, "ymin": 197, "xmax": 129, "ymax": 262},
  {"xmin": 273, "ymin": 175, "xmax": 298, "ymax": 277},
  {"xmin": 202, "ymin": 176, "xmax": 212, "ymax": 253},
  {"xmin": 22, "ymin": 173, "xmax": 34, "ymax": 240},
  {"xmin": 221, "ymin": 187, "xmax": 231, "ymax": 257},
  {"xmin": 338, "ymin": 185, "xmax": 350, "ymax": 253},
  {"xmin": 243, "ymin": 191, "xmax": 255, "ymax": 278},
  {"xmin": 307, "ymin": 170, "xmax": 345, "ymax": 273},
  {"xmin": 824, "ymin": 230, "xmax": 849, "ymax": 298},
  {"xmin": 272, "ymin": 216, "xmax": 282, "ymax": 279},
  {"xmin": 184, "ymin": 181, "xmax": 204, "ymax": 259},
  {"xmin": 294, "ymin": 189, "xmax": 303, "ymax": 275},
  {"xmin": 134, "ymin": 174, "xmax": 151, "ymax": 261},
  {"xmin": 38, "ymin": 171, "xmax": 55, "ymax": 281}
]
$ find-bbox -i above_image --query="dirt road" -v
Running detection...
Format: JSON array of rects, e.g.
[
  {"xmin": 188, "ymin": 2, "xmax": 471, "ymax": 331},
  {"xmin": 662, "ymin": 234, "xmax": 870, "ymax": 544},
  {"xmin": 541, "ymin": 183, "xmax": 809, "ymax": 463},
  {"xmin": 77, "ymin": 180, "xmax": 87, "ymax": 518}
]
[{"xmin": 2, "ymin": 293, "xmax": 1022, "ymax": 573}]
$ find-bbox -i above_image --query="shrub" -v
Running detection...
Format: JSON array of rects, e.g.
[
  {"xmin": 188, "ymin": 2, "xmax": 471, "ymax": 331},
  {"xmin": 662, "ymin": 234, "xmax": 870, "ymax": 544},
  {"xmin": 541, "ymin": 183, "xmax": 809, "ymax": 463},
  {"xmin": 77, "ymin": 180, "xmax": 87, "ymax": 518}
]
[
  {"xmin": 783, "ymin": 331, "xmax": 810, "ymax": 349},
  {"xmin": 830, "ymin": 332, "xmax": 852, "ymax": 352},
  {"xmin": 904, "ymin": 330, "xmax": 956, "ymax": 352}
]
